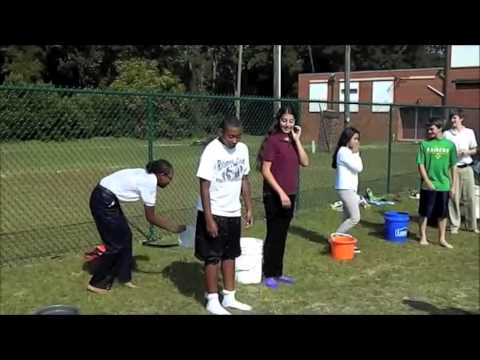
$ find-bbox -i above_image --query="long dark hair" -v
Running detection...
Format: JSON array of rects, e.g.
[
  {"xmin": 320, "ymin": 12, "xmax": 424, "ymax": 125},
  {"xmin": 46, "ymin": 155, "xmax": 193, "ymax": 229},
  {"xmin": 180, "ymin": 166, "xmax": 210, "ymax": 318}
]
[
  {"xmin": 256, "ymin": 105, "xmax": 297, "ymax": 171},
  {"xmin": 331, "ymin": 127, "xmax": 360, "ymax": 169}
]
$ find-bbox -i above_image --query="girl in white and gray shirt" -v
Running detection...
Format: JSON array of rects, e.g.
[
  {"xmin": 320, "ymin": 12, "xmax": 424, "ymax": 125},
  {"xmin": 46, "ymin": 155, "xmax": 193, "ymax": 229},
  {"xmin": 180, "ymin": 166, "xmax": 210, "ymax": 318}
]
[{"xmin": 331, "ymin": 127, "xmax": 363, "ymax": 251}]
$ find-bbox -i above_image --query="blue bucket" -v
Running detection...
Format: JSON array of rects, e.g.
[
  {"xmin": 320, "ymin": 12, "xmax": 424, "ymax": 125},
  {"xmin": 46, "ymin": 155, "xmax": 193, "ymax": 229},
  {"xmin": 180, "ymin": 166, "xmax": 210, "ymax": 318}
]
[{"xmin": 384, "ymin": 211, "xmax": 410, "ymax": 243}]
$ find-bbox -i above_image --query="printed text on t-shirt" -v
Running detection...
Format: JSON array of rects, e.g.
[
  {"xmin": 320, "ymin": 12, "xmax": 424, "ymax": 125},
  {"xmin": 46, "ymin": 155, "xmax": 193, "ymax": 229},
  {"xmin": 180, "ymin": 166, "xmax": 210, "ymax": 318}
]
[{"xmin": 215, "ymin": 158, "xmax": 246, "ymax": 182}]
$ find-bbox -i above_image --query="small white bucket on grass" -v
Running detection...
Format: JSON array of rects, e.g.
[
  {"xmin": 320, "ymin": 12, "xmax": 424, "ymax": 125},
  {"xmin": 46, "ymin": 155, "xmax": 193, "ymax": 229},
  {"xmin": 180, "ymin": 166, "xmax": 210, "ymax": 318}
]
[
  {"xmin": 178, "ymin": 225, "xmax": 196, "ymax": 248},
  {"xmin": 235, "ymin": 237, "xmax": 263, "ymax": 284}
]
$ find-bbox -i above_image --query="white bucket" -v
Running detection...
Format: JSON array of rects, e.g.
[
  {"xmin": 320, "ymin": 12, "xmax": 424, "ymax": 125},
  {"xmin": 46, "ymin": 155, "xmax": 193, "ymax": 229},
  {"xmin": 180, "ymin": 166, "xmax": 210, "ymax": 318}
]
[
  {"xmin": 178, "ymin": 225, "xmax": 196, "ymax": 248},
  {"xmin": 235, "ymin": 237, "xmax": 263, "ymax": 284}
]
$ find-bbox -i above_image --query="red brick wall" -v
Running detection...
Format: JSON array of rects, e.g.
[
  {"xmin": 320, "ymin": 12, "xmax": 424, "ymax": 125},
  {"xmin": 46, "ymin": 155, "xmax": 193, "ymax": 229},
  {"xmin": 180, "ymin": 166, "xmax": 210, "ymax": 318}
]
[
  {"xmin": 446, "ymin": 68, "xmax": 480, "ymax": 107},
  {"xmin": 298, "ymin": 68, "xmax": 445, "ymax": 143},
  {"xmin": 446, "ymin": 67, "xmax": 480, "ymax": 135}
]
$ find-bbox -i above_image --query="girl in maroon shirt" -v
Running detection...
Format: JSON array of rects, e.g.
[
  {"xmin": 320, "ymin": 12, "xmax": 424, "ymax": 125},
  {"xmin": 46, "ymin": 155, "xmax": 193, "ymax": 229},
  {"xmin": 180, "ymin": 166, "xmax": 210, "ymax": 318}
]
[{"xmin": 256, "ymin": 105, "xmax": 309, "ymax": 289}]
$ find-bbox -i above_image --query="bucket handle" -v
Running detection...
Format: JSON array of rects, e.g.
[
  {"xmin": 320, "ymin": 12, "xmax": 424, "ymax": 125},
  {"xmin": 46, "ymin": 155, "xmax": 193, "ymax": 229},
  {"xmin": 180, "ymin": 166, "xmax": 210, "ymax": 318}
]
[{"xmin": 329, "ymin": 232, "xmax": 352, "ymax": 243}]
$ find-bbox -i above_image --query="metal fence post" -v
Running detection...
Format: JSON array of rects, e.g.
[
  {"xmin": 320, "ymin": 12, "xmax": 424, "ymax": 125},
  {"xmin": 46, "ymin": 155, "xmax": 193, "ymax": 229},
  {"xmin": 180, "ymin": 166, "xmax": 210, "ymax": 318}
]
[
  {"xmin": 386, "ymin": 105, "xmax": 393, "ymax": 194},
  {"xmin": 146, "ymin": 95, "xmax": 156, "ymax": 241},
  {"xmin": 296, "ymin": 99, "xmax": 302, "ymax": 214}
]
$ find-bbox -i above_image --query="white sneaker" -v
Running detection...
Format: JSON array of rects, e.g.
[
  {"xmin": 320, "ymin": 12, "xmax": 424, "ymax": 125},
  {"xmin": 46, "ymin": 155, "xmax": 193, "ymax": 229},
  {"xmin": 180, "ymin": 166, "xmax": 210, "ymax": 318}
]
[
  {"xmin": 206, "ymin": 300, "xmax": 231, "ymax": 315},
  {"xmin": 205, "ymin": 293, "xmax": 231, "ymax": 315},
  {"xmin": 222, "ymin": 298, "xmax": 252, "ymax": 311}
]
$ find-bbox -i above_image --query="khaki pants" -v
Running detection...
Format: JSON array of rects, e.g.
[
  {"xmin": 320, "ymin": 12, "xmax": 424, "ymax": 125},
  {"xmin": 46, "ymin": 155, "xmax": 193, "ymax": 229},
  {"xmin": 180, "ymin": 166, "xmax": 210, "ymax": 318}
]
[{"xmin": 449, "ymin": 166, "xmax": 478, "ymax": 231}]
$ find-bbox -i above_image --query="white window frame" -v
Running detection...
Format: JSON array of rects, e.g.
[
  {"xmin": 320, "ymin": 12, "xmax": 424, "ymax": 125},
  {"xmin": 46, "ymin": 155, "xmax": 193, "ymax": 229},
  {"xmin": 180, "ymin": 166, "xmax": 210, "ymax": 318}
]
[
  {"xmin": 371, "ymin": 80, "xmax": 394, "ymax": 112},
  {"xmin": 309, "ymin": 82, "xmax": 328, "ymax": 112},
  {"xmin": 339, "ymin": 81, "xmax": 359, "ymax": 112},
  {"xmin": 451, "ymin": 45, "xmax": 480, "ymax": 68}
]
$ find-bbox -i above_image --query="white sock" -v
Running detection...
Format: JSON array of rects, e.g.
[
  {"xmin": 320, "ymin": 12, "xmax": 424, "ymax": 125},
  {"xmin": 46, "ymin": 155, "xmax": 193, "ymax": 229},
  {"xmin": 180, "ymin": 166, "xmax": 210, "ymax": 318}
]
[
  {"xmin": 206, "ymin": 293, "xmax": 231, "ymax": 315},
  {"xmin": 221, "ymin": 289, "xmax": 252, "ymax": 311}
]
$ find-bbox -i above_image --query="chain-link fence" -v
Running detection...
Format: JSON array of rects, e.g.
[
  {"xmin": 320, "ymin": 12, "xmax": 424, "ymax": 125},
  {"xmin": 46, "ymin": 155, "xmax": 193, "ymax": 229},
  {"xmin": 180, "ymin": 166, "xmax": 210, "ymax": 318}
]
[{"xmin": 1, "ymin": 85, "xmax": 479, "ymax": 266}]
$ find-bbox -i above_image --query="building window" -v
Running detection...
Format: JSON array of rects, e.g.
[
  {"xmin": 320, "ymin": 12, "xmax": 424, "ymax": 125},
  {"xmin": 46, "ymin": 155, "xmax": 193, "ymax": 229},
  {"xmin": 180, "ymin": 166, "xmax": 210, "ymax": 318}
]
[
  {"xmin": 339, "ymin": 82, "xmax": 359, "ymax": 112},
  {"xmin": 372, "ymin": 80, "xmax": 394, "ymax": 112},
  {"xmin": 309, "ymin": 83, "xmax": 328, "ymax": 112},
  {"xmin": 451, "ymin": 45, "xmax": 480, "ymax": 68}
]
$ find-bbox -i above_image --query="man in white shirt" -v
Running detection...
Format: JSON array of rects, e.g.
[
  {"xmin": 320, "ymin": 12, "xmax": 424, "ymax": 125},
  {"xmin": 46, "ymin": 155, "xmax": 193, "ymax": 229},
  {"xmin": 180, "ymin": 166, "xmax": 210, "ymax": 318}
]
[
  {"xmin": 443, "ymin": 109, "xmax": 479, "ymax": 234},
  {"xmin": 195, "ymin": 116, "xmax": 253, "ymax": 315}
]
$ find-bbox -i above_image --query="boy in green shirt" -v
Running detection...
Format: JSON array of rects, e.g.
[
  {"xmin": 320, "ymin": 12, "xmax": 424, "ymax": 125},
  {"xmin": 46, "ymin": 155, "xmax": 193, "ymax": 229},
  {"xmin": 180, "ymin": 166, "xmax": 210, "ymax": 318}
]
[{"xmin": 416, "ymin": 118, "xmax": 457, "ymax": 248}]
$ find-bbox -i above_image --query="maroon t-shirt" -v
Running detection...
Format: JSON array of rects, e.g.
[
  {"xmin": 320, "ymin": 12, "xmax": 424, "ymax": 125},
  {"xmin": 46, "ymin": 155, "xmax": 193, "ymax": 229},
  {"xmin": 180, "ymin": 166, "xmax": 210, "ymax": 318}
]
[{"xmin": 262, "ymin": 132, "xmax": 300, "ymax": 195}]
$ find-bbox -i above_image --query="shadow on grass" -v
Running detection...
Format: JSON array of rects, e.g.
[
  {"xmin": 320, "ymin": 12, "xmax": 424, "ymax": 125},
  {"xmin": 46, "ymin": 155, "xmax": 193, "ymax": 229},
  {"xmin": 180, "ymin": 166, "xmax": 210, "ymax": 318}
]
[
  {"xmin": 82, "ymin": 255, "xmax": 152, "ymax": 275},
  {"xmin": 402, "ymin": 299, "xmax": 478, "ymax": 315},
  {"xmin": 132, "ymin": 255, "xmax": 167, "ymax": 274},
  {"xmin": 289, "ymin": 225, "xmax": 329, "ymax": 245},
  {"xmin": 361, "ymin": 218, "xmax": 420, "ymax": 242},
  {"xmin": 360, "ymin": 219, "xmax": 384, "ymax": 240},
  {"xmin": 162, "ymin": 261, "xmax": 205, "ymax": 305},
  {"xmin": 288, "ymin": 225, "xmax": 330, "ymax": 255}
]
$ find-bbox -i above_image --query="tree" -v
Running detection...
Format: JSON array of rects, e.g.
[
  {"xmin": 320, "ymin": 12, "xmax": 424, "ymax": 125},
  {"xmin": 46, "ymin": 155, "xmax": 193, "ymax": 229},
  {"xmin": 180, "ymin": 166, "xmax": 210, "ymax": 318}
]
[
  {"xmin": 1, "ymin": 46, "xmax": 46, "ymax": 84},
  {"xmin": 109, "ymin": 58, "xmax": 185, "ymax": 92}
]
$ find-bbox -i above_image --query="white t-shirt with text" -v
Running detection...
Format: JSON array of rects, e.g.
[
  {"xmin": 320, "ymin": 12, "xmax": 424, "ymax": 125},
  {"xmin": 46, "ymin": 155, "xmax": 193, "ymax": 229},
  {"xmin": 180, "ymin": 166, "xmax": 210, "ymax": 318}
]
[
  {"xmin": 100, "ymin": 168, "xmax": 157, "ymax": 207},
  {"xmin": 196, "ymin": 139, "xmax": 250, "ymax": 217}
]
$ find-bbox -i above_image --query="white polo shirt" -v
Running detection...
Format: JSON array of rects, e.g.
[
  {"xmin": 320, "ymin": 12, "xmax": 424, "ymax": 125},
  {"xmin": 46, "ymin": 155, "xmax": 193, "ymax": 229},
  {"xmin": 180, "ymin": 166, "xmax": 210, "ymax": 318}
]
[
  {"xmin": 99, "ymin": 168, "xmax": 158, "ymax": 206},
  {"xmin": 443, "ymin": 127, "xmax": 478, "ymax": 166},
  {"xmin": 196, "ymin": 138, "xmax": 250, "ymax": 217}
]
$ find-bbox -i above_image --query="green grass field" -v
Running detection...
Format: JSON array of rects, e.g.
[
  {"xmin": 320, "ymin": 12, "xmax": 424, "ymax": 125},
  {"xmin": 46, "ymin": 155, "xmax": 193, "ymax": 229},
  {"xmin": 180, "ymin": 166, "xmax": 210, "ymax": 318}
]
[
  {"xmin": 1, "ymin": 136, "xmax": 421, "ymax": 265},
  {"xmin": 0, "ymin": 135, "xmax": 416, "ymax": 264},
  {"xmin": 1, "ymin": 198, "xmax": 478, "ymax": 315},
  {"xmin": 1, "ymin": 137, "xmax": 478, "ymax": 314}
]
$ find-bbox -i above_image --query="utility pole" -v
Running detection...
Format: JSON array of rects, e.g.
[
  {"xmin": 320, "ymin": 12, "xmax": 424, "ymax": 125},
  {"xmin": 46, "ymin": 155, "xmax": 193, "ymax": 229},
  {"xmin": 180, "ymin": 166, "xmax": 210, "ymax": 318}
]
[
  {"xmin": 273, "ymin": 45, "xmax": 282, "ymax": 114},
  {"xmin": 235, "ymin": 45, "xmax": 243, "ymax": 119},
  {"xmin": 443, "ymin": 45, "xmax": 451, "ymax": 107},
  {"xmin": 308, "ymin": 45, "xmax": 316, "ymax": 72},
  {"xmin": 344, "ymin": 45, "xmax": 351, "ymax": 125}
]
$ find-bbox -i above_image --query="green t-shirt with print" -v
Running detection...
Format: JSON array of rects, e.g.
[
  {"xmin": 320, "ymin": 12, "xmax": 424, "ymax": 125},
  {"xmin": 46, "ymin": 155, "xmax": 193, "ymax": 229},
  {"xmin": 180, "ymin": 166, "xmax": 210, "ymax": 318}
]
[{"xmin": 416, "ymin": 137, "xmax": 457, "ymax": 191}]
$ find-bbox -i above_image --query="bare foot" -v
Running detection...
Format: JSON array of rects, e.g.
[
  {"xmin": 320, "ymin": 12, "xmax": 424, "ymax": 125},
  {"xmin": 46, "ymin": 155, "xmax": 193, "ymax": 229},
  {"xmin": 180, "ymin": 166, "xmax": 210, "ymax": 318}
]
[
  {"xmin": 123, "ymin": 281, "xmax": 138, "ymax": 288},
  {"xmin": 419, "ymin": 238, "xmax": 429, "ymax": 246},
  {"xmin": 87, "ymin": 284, "xmax": 110, "ymax": 294},
  {"xmin": 440, "ymin": 241, "xmax": 453, "ymax": 249}
]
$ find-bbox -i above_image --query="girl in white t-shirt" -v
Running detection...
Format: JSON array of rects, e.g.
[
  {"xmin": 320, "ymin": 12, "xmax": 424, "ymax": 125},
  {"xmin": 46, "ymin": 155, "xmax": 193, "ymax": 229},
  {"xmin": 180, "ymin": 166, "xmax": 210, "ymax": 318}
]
[
  {"xmin": 331, "ymin": 127, "xmax": 363, "ymax": 252},
  {"xmin": 87, "ymin": 159, "xmax": 186, "ymax": 294}
]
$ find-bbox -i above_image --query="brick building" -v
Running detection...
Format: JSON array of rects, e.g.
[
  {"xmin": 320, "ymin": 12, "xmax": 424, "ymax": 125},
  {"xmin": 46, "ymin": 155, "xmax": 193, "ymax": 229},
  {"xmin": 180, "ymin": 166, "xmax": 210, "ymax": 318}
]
[{"xmin": 298, "ymin": 45, "xmax": 479, "ymax": 147}]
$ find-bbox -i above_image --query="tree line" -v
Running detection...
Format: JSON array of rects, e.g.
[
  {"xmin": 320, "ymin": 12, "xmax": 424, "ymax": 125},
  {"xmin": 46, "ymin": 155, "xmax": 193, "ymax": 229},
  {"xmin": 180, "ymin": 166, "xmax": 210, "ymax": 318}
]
[{"xmin": 0, "ymin": 45, "xmax": 446, "ymax": 96}]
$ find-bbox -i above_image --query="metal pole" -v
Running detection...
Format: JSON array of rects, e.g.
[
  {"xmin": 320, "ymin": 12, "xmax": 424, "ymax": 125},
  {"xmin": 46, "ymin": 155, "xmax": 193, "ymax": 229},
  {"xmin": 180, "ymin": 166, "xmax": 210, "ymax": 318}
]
[
  {"xmin": 235, "ymin": 45, "xmax": 243, "ymax": 119},
  {"xmin": 443, "ymin": 45, "xmax": 450, "ymax": 106},
  {"xmin": 386, "ymin": 105, "xmax": 393, "ymax": 194},
  {"xmin": 146, "ymin": 96, "xmax": 156, "ymax": 241},
  {"xmin": 414, "ymin": 107, "xmax": 418, "ymax": 140},
  {"xmin": 344, "ymin": 45, "xmax": 351, "ymax": 125},
  {"xmin": 443, "ymin": 45, "xmax": 451, "ymax": 122},
  {"xmin": 295, "ymin": 101, "xmax": 302, "ymax": 215},
  {"xmin": 273, "ymin": 45, "xmax": 282, "ymax": 114},
  {"xmin": 308, "ymin": 45, "xmax": 315, "ymax": 73}
]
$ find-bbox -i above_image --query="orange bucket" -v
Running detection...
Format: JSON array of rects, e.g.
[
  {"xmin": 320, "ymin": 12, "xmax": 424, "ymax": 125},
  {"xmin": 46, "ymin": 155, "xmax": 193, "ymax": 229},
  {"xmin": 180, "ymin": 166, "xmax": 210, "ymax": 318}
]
[{"xmin": 329, "ymin": 233, "xmax": 357, "ymax": 260}]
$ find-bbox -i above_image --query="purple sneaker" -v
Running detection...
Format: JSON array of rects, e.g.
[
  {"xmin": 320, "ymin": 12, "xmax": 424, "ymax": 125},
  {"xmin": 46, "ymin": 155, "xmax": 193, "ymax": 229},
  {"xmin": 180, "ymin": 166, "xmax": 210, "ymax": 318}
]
[
  {"xmin": 263, "ymin": 277, "xmax": 278, "ymax": 289},
  {"xmin": 276, "ymin": 275, "xmax": 295, "ymax": 285}
]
